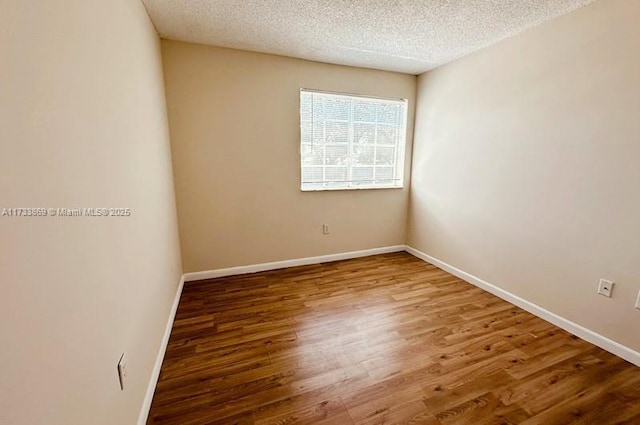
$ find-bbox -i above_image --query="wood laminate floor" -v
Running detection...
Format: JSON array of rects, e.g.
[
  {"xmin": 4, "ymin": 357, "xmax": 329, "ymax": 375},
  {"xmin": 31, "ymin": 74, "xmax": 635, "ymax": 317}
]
[{"xmin": 147, "ymin": 252, "xmax": 640, "ymax": 425}]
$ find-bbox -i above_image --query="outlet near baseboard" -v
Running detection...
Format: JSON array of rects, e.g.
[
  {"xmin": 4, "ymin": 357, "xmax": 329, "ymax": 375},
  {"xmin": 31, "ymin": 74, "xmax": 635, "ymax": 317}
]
[{"xmin": 598, "ymin": 279, "xmax": 614, "ymax": 298}]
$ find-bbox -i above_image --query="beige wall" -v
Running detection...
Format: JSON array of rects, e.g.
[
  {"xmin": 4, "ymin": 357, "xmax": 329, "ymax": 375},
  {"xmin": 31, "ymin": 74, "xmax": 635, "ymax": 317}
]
[
  {"xmin": 409, "ymin": 0, "xmax": 640, "ymax": 352},
  {"xmin": 0, "ymin": 1, "xmax": 182, "ymax": 424},
  {"xmin": 162, "ymin": 41, "xmax": 416, "ymax": 273}
]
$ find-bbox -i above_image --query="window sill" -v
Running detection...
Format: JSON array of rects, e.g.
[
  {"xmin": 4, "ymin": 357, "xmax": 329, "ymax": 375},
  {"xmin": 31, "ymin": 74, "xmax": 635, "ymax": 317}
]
[{"xmin": 300, "ymin": 185, "xmax": 404, "ymax": 192}]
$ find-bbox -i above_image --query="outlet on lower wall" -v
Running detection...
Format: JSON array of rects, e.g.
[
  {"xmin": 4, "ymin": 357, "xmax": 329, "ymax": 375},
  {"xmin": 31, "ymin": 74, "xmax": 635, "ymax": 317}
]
[
  {"xmin": 322, "ymin": 224, "xmax": 330, "ymax": 235},
  {"xmin": 597, "ymin": 279, "xmax": 614, "ymax": 298},
  {"xmin": 635, "ymin": 291, "xmax": 640, "ymax": 310}
]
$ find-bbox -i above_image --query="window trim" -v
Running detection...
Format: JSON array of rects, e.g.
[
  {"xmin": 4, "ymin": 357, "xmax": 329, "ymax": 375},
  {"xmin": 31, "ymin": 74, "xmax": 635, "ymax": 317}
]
[{"xmin": 299, "ymin": 88, "xmax": 408, "ymax": 192}]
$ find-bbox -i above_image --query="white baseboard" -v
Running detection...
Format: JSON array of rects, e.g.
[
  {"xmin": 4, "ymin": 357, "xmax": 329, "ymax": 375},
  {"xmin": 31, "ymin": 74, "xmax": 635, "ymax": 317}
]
[
  {"xmin": 404, "ymin": 246, "xmax": 640, "ymax": 367},
  {"xmin": 137, "ymin": 276, "xmax": 185, "ymax": 425},
  {"xmin": 183, "ymin": 245, "xmax": 406, "ymax": 282}
]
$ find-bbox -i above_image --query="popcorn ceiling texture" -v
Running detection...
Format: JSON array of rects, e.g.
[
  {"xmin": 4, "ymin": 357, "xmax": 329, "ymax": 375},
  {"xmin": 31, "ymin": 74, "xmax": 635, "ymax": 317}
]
[{"xmin": 142, "ymin": 0, "xmax": 597, "ymax": 74}]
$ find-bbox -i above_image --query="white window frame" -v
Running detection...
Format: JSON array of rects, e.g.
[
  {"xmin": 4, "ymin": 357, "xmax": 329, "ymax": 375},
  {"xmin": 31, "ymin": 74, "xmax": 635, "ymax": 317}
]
[{"xmin": 299, "ymin": 89, "xmax": 408, "ymax": 191}]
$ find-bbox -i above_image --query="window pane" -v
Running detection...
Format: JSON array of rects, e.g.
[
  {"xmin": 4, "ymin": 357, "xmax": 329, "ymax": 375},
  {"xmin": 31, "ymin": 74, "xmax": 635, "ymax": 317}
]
[
  {"xmin": 325, "ymin": 121, "xmax": 349, "ymax": 144},
  {"xmin": 312, "ymin": 96, "xmax": 324, "ymax": 120},
  {"xmin": 301, "ymin": 144, "xmax": 324, "ymax": 166},
  {"xmin": 325, "ymin": 145, "xmax": 348, "ymax": 165},
  {"xmin": 378, "ymin": 104, "xmax": 400, "ymax": 125},
  {"xmin": 324, "ymin": 97, "xmax": 350, "ymax": 120},
  {"xmin": 311, "ymin": 121, "xmax": 324, "ymax": 144},
  {"xmin": 301, "ymin": 121, "xmax": 313, "ymax": 144},
  {"xmin": 325, "ymin": 166, "xmax": 347, "ymax": 182},
  {"xmin": 352, "ymin": 167, "xmax": 374, "ymax": 183},
  {"xmin": 300, "ymin": 93, "xmax": 313, "ymax": 122},
  {"xmin": 354, "ymin": 100, "xmax": 377, "ymax": 122},
  {"xmin": 354, "ymin": 122, "xmax": 376, "ymax": 144},
  {"xmin": 377, "ymin": 126, "xmax": 397, "ymax": 145},
  {"xmin": 376, "ymin": 146, "xmax": 395, "ymax": 165},
  {"xmin": 376, "ymin": 166, "xmax": 394, "ymax": 181},
  {"xmin": 352, "ymin": 145, "xmax": 374, "ymax": 165},
  {"xmin": 301, "ymin": 166, "xmax": 323, "ymax": 182}
]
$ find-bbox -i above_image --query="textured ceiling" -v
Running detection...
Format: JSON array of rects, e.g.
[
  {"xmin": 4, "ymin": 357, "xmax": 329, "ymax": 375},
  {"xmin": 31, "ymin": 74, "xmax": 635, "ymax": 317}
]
[{"xmin": 142, "ymin": 0, "xmax": 596, "ymax": 74}]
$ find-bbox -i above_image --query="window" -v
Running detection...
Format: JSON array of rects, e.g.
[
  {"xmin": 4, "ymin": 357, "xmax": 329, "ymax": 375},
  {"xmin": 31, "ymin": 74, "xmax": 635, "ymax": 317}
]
[{"xmin": 300, "ymin": 89, "xmax": 407, "ymax": 191}]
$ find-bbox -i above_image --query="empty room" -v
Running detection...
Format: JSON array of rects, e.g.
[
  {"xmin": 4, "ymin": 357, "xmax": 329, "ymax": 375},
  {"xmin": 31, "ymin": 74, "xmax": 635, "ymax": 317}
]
[{"xmin": 2, "ymin": 0, "xmax": 640, "ymax": 424}]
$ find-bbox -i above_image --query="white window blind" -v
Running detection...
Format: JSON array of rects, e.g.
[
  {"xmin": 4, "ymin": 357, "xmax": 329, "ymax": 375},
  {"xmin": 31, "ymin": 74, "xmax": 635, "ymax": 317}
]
[{"xmin": 300, "ymin": 89, "xmax": 407, "ymax": 191}]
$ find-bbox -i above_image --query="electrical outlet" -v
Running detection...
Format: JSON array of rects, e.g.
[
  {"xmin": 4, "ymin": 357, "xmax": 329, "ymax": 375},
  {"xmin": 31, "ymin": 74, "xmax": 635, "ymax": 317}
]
[
  {"xmin": 597, "ymin": 279, "xmax": 614, "ymax": 298},
  {"xmin": 117, "ymin": 353, "xmax": 127, "ymax": 391},
  {"xmin": 635, "ymin": 291, "xmax": 640, "ymax": 310},
  {"xmin": 322, "ymin": 224, "xmax": 330, "ymax": 235}
]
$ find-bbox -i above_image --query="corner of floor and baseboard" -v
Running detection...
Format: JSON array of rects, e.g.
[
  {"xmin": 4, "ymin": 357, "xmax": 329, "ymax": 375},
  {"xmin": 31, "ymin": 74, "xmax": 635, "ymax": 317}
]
[
  {"xmin": 182, "ymin": 245, "xmax": 407, "ymax": 282},
  {"xmin": 403, "ymin": 245, "xmax": 640, "ymax": 368},
  {"xmin": 137, "ymin": 275, "xmax": 185, "ymax": 425}
]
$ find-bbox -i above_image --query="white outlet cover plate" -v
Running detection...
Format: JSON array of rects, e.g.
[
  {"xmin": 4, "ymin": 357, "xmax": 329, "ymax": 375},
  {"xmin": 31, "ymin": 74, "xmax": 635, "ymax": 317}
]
[
  {"xmin": 598, "ymin": 279, "xmax": 614, "ymax": 298},
  {"xmin": 635, "ymin": 291, "xmax": 640, "ymax": 310}
]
